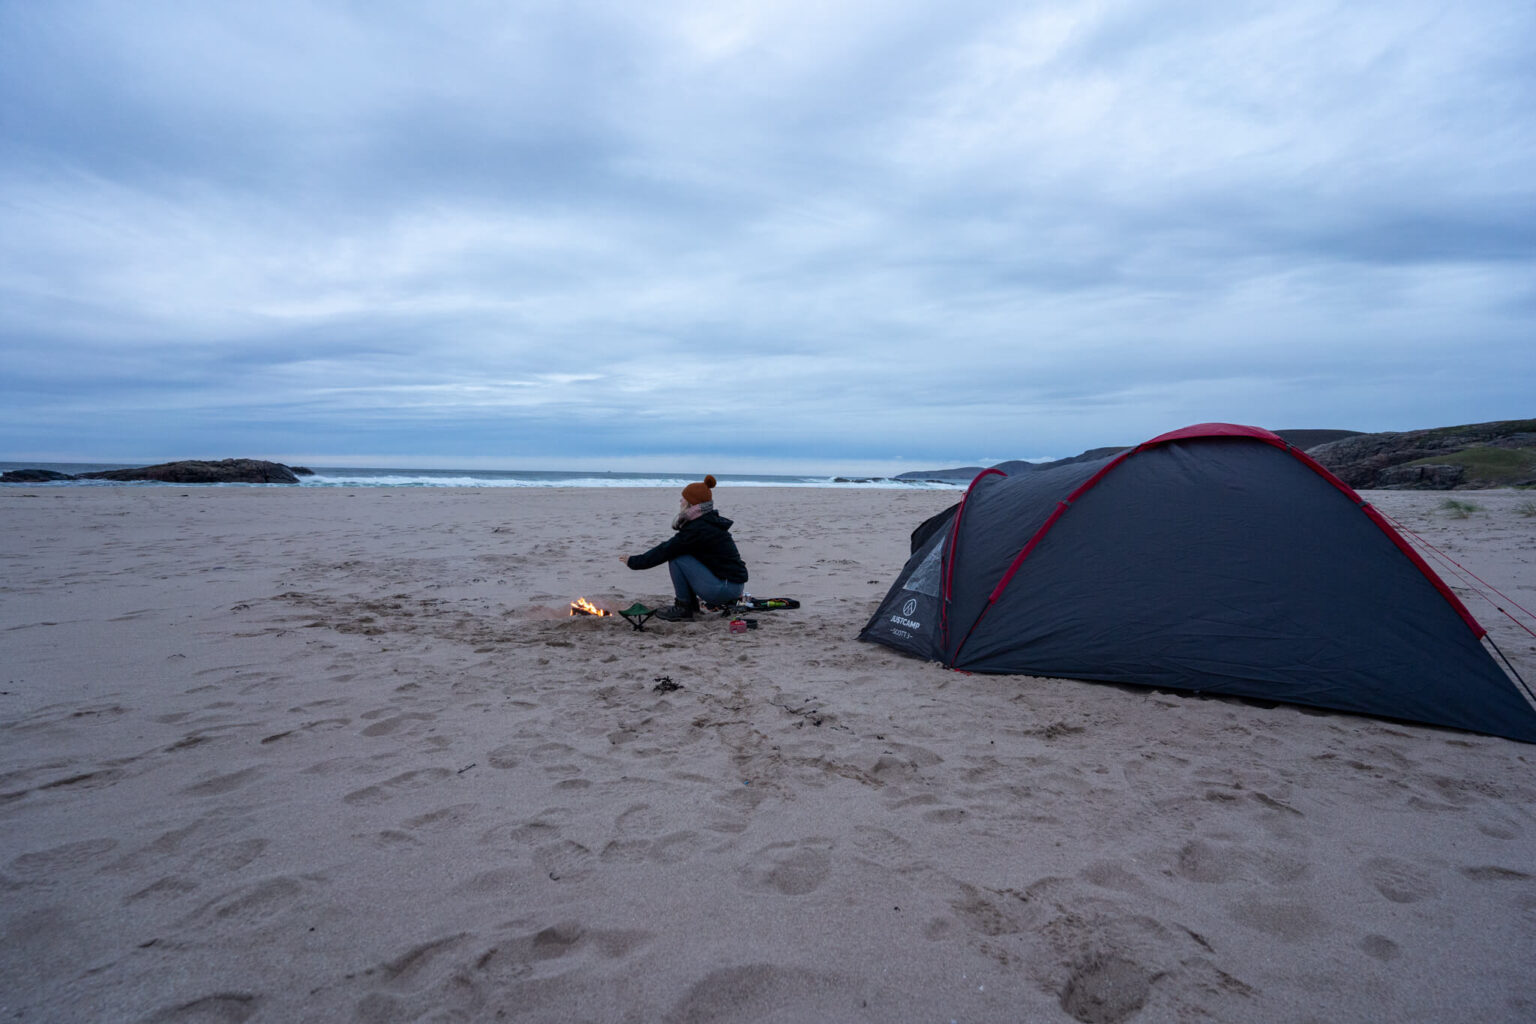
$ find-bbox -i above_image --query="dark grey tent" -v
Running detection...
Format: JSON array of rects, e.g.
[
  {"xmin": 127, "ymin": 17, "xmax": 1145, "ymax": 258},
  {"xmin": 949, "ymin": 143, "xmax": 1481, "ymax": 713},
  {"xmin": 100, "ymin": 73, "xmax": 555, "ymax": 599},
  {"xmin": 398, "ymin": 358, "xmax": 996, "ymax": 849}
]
[{"xmin": 860, "ymin": 423, "xmax": 1536, "ymax": 743}]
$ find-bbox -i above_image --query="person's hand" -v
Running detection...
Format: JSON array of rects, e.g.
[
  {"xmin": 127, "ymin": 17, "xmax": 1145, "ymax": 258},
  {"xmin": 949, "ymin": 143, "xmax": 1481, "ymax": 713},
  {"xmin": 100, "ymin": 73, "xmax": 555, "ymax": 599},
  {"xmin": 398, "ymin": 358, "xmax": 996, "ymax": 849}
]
[{"xmin": 619, "ymin": 555, "xmax": 629, "ymax": 567}]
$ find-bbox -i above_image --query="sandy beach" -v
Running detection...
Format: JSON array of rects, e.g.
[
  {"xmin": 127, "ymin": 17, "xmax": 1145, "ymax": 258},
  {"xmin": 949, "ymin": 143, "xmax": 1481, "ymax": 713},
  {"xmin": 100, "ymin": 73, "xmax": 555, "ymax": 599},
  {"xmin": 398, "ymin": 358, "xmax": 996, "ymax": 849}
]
[{"xmin": 2, "ymin": 484, "xmax": 1534, "ymax": 1023}]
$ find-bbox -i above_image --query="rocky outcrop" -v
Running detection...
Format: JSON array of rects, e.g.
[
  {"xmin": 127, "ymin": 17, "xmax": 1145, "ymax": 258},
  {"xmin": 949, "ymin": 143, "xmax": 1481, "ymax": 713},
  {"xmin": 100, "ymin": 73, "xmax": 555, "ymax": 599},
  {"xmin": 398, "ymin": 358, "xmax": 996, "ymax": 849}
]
[
  {"xmin": 78, "ymin": 459, "xmax": 302, "ymax": 484},
  {"xmin": 1307, "ymin": 419, "xmax": 1536, "ymax": 489},
  {"xmin": 1, "ymin": 469, "xmax": 77, "ymax": 482},
  {"xmin": 1374, "ymin": 463, "xmax": 1467, "ymax": 489},
  {"xmin": 894, "ymin": 465, "xmax": 985, "ymax": 483}
]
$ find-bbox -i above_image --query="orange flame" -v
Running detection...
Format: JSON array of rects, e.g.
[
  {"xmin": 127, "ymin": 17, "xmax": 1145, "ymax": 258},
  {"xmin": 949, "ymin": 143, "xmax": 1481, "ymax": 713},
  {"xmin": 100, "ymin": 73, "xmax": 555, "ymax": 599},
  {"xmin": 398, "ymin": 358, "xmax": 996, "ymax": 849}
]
[{"xmin": 569, "ymin": 597, "xmax": 609, "ymax": 617}]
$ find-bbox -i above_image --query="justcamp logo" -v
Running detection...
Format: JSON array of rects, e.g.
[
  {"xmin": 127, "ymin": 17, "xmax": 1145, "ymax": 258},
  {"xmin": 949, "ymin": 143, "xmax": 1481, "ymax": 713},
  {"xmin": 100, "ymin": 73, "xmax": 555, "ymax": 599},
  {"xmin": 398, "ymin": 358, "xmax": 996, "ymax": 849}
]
[{"xmin": 890, "ymin": 597, "xmax": 922, "ymax": 633}]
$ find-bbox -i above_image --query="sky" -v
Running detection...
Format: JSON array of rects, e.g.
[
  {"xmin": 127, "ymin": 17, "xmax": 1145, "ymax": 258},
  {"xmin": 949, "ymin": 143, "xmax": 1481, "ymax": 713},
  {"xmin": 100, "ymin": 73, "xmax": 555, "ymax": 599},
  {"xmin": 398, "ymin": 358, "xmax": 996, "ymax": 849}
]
[{"xmin": 2, "ymin": 1, "xmax": 1533, "ymax": 475}]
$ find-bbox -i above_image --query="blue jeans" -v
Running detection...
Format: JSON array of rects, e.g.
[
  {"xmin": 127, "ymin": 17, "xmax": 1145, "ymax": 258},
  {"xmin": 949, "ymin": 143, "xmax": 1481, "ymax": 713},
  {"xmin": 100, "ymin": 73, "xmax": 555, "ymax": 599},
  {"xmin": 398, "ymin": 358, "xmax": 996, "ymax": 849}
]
[{"xmin": 669, "ymin": 555, "xmax": 744, "ymax": 607}]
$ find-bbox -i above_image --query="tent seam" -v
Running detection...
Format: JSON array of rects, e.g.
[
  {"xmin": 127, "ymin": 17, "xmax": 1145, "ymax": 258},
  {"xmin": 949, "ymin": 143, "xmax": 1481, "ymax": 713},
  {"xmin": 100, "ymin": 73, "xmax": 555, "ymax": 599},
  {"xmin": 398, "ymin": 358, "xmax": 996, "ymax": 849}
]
[{"xmin": 939, "ymin": 468, "xmax": 1006, "ymax": 653}]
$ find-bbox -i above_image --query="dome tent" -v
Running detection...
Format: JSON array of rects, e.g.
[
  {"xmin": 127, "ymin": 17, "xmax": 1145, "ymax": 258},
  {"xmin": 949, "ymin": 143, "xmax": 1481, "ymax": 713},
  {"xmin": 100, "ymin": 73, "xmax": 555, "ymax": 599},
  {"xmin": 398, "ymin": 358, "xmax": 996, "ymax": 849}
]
[{"xmin": 859, "ymin": 423, "xmax": 1536, "ymax": 743}]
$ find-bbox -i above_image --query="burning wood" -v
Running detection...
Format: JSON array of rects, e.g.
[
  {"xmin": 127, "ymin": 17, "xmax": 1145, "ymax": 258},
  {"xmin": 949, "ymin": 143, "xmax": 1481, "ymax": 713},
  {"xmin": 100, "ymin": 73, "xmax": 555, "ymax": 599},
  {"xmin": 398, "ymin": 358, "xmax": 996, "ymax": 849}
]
[{"xmin": 569, "ymin": 597, "xmax": 610, "ymax": 617}]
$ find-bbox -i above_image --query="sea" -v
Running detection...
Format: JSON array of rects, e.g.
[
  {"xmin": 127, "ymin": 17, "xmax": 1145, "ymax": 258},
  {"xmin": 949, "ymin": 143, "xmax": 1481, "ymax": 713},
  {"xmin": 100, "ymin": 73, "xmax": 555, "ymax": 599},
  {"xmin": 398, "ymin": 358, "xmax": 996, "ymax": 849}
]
[{"xmin": 0, "ymin": 462, "xmax": 961, "ymax": 490}]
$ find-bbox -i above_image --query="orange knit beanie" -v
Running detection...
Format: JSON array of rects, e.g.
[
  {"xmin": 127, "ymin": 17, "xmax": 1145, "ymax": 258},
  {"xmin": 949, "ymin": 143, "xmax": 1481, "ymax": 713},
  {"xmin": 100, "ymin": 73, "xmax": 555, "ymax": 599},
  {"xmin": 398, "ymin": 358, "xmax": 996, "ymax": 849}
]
[{"xmin": 681, "ymin": 475, "xmax": 716, "ymax": 506}]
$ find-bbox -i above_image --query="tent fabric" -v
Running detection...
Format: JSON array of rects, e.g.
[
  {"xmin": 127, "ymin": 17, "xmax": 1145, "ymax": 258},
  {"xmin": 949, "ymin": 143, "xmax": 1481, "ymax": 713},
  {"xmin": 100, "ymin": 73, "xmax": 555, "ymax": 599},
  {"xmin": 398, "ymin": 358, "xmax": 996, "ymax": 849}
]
[
  {"xmin": 859, "ymin": 424, "xmax": 1536, "ymax": 744},
  {"xmin": 910, "ymin": 503, "xmax": 957, "ymax": 555}
]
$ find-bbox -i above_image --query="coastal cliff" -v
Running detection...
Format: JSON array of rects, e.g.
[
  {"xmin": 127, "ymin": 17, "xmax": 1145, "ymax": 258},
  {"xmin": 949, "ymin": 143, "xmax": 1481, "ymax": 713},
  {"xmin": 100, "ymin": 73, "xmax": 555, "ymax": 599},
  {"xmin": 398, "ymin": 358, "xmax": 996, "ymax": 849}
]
[
  {"xmin": 1306, "ymin": 419, "xmax": 1536, "ymax": 489},
  {"xmin": 895, "ymin": 422, "xmax": 1535, "ymax": 489}
]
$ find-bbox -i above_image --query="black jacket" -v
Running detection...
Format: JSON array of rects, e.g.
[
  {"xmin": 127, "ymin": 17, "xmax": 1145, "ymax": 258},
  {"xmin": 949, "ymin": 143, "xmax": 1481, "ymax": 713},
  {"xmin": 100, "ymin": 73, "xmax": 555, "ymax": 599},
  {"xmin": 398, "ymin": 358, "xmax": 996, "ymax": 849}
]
[{"xmin": 628, "ymin": 511, "xmax": 749, "ymax": 583}]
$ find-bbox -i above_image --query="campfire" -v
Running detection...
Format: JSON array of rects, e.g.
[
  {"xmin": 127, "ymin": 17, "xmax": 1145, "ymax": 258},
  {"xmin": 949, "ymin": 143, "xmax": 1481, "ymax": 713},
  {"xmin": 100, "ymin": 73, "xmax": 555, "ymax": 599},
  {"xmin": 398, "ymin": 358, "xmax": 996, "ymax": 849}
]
[{"xmin": 569, "ymin": 597, "xmax": 610, "ymax": 617}]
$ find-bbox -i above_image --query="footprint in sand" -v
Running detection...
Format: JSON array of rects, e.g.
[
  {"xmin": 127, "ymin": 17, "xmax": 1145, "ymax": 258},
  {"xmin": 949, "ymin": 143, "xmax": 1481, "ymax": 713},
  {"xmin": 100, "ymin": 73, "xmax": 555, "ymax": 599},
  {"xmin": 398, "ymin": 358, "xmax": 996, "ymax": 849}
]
[
  {"xmin": 126, "ymin": 876, "xmax": 200, "ymax": 902},
  {"xmin": 528, "ymin": 742, "xmax": 585, "ymax": 778},
  {"xmin": 480, "ymin": 817, "xmax": 566, "ymax": 849},
  {"xmin": 648, "ymin": 831, "xmax": 697, "ymax": 864},
  {"xmin": 534, "ymin": 840, "xmax": 596, "ymax": 882},
  {"xmin": 372, "ymin": 932, "xmax": 474, "ymax": 986},
  {"xmin": 347, "ymin": 922, "xmax": 651, "ymax": 1023},
  {"xmin": 667, "ymin": 965, "xmax": 867, "ymax": 1024},
  {"xmin": 1360, "ymin": 934, "xmax": 1400, "ymax": 961},
  {"xmin": 186, "ymin": 875, "xmax": 310, "ymax": 928},
  {"xmin": 359, "ymin": 710, "xmax": 434, "ymax": 737},
  {"xmin": 180, "ymin": 766, "xmax": 264, "ymax": 798},
  {"xmin": 106, "ymin": 821, "xmax": 213, "ymax": 873},
  {"xmin": 614, "ymin": 803, "xmax": 670, "ymax": 835},
  {"xmin": 6, "ymin": 837, "xmax": 118, "ymax": 879},
  {"xmin": 736, "ymin": 839, "xmax": 834, "ymax": 896},
  {"xmin": 1059, "ymin": 955, "xmax": 1155, "ymax": 1024},
  {"xmin": 199, "ymin": 838, "xmax": 268, "ymax": 874},
  {"xmin": 262, "ymin": 718, "xmax": 351, "ymax": 745},
  {"xmin": 848, "ymin": 825, "xmax": 912, "ymax": 869},
  {"xmin": 1474, "ymin": 812, "xmax": 1525, "ymax": 841},
  {"xmin": 1079, "ymin": 861, "xmax": 1153, "ymax": 896},
  {"xmin": 949, "ymin": 882, "xmax": 1032, "ymax": 937},
  {"xmin": 402, "ymin": 803, "xmax": 479, "ymax": 832},
  {"xmin": 599, "ymin": 838, "xmax": 652, "ymax": 864},
  {"xmin": 370, "ymin": 829, "xmax": 420, "ymax": 850},
  {"xmin": 456, "ymin": 865, "xmax": 525, "ymax": 895},
  {"xmin": 600, "ymin": 805, "xmax": 702, "ymax": 864},
  {"xmin": 342, "ymin": 768, "xmax": 452, "ymax": 806},
  {"xmin": 1173, "ymin": 839, "xmax": 1243, "ymax": 884},
  {"xmin": 1460, "ymin": 865, "xmax": 1534, "ymax": 883},
  {"xmin": 1363, "ymin": 856, "xmax": 1440, "ymax": 904},
  {"xmin": 1173, "ymin": 838, "xmax": 1308, "ymax": 886},
  {"xmin": 486, "ymin": 744, "xmax": 522, "ymax": 769},
  {"xmin": 138, "ymin": 992, "xmax": 260, "ymax": 1023}
]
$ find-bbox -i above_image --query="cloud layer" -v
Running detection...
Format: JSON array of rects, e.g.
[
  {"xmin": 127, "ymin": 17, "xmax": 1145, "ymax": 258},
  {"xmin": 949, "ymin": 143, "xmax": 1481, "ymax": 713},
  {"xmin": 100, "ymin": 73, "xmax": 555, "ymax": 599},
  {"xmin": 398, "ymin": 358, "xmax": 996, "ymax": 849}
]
[{"xmin": 3, "ymin": 1, "xmax": 1533, "ymax": 472}]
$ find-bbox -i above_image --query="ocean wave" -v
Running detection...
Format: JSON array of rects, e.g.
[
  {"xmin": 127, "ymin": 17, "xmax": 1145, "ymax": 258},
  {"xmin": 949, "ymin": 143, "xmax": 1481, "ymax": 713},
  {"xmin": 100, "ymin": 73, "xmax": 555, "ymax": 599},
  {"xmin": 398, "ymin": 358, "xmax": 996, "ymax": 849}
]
[
  {"xmin": 298, "ymin": 473, "xmax": 957, "ymax": 489},
  {"xmin": 2, "ymin": 462, "xmax": 962, "ymax": 490}
]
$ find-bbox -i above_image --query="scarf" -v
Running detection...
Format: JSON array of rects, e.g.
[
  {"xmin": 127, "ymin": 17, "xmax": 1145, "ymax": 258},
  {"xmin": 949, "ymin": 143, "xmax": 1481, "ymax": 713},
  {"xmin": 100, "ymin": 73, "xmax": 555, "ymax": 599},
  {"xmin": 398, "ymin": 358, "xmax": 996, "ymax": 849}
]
[{"xmin": 672, "ymin": 500, "xmax": 713, "ymax": 531}]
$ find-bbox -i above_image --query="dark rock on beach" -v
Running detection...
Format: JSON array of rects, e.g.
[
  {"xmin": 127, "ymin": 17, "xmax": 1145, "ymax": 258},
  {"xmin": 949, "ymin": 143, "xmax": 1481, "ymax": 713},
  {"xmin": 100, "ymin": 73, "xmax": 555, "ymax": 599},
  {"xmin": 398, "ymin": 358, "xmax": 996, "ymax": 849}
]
[
  {"xmin": 1, "ymin": 468, "xmax": 78, "ymax": 482},
  {"xmin": 77, "ymin": 459, "xmax": 303, "ymax": 484}
]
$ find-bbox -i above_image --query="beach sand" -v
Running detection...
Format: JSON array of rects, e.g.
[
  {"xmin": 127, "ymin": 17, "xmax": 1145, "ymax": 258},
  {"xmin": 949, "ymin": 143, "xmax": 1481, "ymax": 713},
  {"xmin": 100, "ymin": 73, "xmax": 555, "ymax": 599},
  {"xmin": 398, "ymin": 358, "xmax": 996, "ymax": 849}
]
[{"xmin": 2, "ymin": 485, "xmax": 1534, "ymax": 1023}]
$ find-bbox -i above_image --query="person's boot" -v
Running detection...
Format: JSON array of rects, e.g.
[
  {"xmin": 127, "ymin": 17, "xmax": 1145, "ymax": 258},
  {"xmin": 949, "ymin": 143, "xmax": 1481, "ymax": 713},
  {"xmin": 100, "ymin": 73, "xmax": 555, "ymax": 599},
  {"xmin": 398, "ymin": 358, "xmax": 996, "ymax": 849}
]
[{"xmin": 655, "ymin": 599, "xmax": 697, "ymax": 621}]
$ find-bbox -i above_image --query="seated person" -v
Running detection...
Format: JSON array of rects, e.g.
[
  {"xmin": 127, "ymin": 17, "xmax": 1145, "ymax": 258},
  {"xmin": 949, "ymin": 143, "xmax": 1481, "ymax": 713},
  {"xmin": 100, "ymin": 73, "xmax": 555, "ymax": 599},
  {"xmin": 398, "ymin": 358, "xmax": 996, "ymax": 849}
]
[{"xmin": 620, "ymin": 475, "xmax": 747, "ymax": 620}]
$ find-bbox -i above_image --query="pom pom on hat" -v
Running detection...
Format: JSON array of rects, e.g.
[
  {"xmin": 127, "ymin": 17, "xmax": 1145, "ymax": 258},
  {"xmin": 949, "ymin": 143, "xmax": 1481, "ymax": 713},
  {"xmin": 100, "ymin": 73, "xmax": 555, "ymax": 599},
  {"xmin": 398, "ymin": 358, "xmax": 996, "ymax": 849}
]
[{"xmin": 682, "ymin": 475, "xmax": 716, "ymax": 506}]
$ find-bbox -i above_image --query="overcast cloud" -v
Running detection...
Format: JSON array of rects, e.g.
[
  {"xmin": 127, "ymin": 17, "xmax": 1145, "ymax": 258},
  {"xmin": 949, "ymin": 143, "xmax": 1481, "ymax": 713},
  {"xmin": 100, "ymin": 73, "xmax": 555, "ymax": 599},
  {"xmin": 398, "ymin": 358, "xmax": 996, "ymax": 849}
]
[{"xmin": 2, "ymin": 0, "xmax": 1532, "ymax": 473}]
